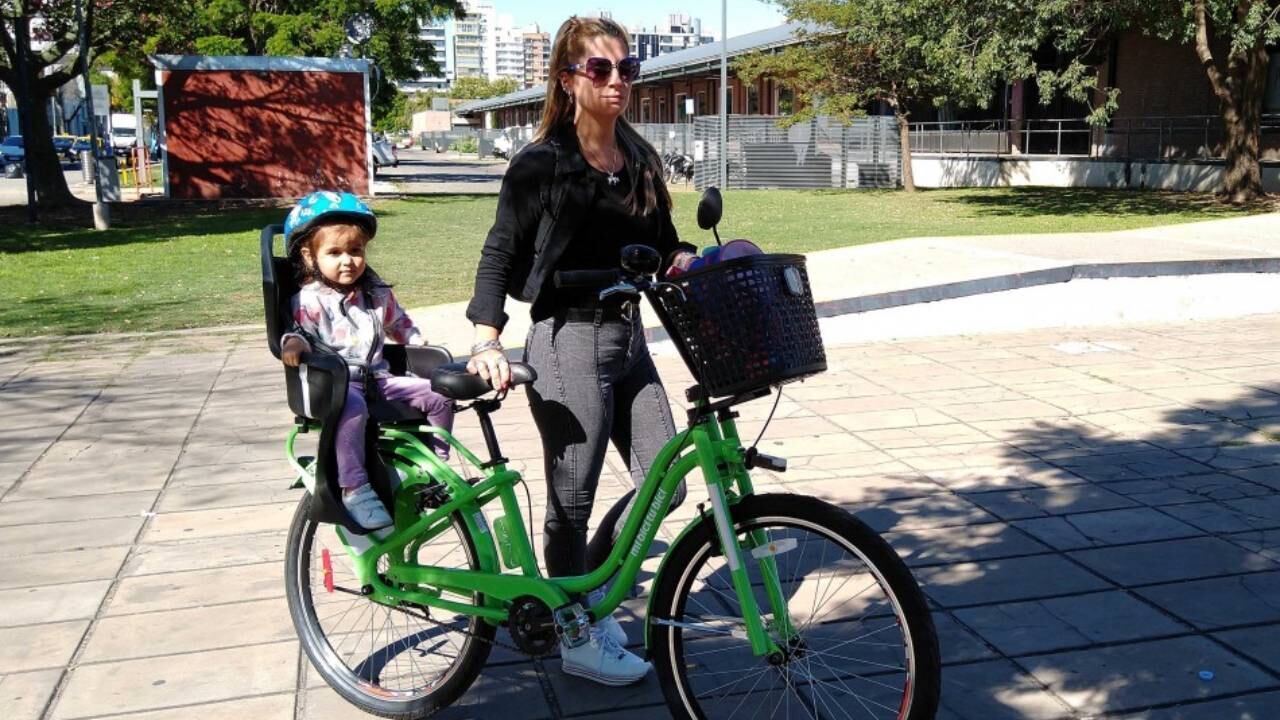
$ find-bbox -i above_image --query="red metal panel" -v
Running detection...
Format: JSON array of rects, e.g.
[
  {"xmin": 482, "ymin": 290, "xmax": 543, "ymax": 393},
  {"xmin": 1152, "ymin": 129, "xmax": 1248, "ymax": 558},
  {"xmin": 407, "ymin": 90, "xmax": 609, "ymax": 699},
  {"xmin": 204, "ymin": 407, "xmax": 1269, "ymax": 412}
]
[{"xmin": 163, "ymin": 69, "xmax": 368, "ymax": 198}]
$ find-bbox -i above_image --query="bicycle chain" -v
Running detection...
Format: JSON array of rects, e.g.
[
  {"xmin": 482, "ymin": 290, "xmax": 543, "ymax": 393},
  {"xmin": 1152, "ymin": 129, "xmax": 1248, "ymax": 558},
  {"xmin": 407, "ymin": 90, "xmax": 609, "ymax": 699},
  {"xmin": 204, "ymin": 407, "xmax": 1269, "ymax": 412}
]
[{"xmin": 392, "ymin": 600, "xmax": 548, "ymax": 657}]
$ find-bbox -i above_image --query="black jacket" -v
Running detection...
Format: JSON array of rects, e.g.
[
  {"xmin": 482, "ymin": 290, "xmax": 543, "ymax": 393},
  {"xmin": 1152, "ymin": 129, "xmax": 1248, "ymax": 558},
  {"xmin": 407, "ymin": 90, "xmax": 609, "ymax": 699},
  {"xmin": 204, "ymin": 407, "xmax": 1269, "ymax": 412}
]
[{"xmin": 466, "ymin": 130, "xmax": 695, "ymax": 331}]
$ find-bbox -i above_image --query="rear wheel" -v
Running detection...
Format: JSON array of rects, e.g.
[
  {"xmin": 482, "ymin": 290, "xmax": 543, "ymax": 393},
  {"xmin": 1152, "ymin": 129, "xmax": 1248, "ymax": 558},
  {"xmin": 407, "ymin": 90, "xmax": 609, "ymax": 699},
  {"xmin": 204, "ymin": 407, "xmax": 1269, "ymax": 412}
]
[
  {"xmin": 285, "ymin": 493, "xmax": 493, "ymax": 718},
  {"xmin": 650, "ymin": 494, "xmax": 940, "ymax": 720}
]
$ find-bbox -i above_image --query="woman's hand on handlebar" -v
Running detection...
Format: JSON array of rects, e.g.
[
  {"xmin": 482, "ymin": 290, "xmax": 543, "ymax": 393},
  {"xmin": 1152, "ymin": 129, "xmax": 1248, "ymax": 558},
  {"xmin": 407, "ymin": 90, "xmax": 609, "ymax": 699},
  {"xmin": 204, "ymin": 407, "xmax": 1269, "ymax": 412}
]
[
  {"xmin": 666, "ymin": 251, "xmax": 698, "ymax": 278},
  {"xmin": 467, "ymin": 347, "xmax": 512, "ymax": 392}
]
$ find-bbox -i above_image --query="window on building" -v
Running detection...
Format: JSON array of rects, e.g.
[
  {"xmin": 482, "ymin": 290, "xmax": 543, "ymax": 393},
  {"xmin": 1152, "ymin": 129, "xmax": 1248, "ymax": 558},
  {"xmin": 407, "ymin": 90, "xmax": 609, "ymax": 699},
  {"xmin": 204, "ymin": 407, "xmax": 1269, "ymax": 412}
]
[
  {"xmin": 747, "ymin": 84, "xmax": 760, "ymax": 114},
  {"xmin": 640, "ymin": 98, "xmax": 652, "ymax": 123},
  {"xmin": 778, "ymin": 86, "xmax": 794, "ymax": 116},
  {"xmin": 1267, "ymin": 51, "xmax": 1280, "ymax": 112},
  {"xmin": 658, "ymin": 96, "xmax": 668, "ymax": 123},
  {"xmin": 676, "ymin": 93, "xmax": 688, "ymax": 122},
  {"xmin": 725, "ymin": 87, "xmax": 734, "ymax": 114},
  {"xmin": 697, "ymin": 91, "xmax": 708, "ymax": 116}
]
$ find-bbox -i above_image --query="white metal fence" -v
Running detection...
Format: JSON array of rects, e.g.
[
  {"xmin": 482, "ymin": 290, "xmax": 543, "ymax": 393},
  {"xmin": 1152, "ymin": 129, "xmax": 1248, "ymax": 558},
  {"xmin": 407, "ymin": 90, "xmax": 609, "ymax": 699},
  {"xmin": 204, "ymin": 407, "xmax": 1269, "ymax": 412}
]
[{"xmin": 692, "ymin": 115, "xmax": 901, "ymax": 191}]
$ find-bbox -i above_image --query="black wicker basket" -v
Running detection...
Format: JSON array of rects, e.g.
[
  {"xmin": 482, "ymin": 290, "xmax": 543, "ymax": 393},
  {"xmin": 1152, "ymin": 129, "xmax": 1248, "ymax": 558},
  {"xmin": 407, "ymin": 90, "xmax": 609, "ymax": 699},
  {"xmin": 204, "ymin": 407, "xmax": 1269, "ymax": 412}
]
[{"xmin": 652, "ymin": 253, "xmax": 826, "ymax": 398}]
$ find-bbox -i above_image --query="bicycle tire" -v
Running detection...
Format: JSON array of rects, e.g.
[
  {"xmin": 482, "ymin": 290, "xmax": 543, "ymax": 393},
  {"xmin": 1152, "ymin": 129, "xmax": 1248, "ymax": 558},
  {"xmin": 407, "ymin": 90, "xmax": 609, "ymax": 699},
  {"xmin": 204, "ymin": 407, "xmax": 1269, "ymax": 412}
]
[
  {"xmin": 650, "ymin": 493, "xmax": 941, "ymax": 720},
  {"xmin": 285, "ymin": 493, "xmax": 494, "ymax": 718}
]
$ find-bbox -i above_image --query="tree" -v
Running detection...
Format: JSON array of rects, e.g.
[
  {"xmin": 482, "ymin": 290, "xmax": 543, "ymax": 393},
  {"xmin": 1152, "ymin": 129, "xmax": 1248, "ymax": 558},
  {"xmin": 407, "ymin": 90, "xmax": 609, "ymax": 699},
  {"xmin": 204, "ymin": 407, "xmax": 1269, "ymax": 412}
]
[
  {"xmin": 736, "ymin": 0, "xmax": 1015, "ymax": 191},
  {"xmin": 0, "ymin": 1, "xmax": 153, "ymax": 209},
  {"xmin": 449, "ymin": 75, "xmax": 518, "ymax": 100}
]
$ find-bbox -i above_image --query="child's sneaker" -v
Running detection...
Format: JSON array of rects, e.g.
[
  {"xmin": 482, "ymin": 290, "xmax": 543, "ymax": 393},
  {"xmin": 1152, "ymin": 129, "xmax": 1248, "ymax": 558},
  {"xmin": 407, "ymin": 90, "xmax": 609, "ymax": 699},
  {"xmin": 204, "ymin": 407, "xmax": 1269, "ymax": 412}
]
[
  {"xmin": 342, "ymin": 485, "xmax": 393, "ymax": 530},
  {"xmin": 560, "ymin": 626, "xmax": 651, "ymax": 686}
]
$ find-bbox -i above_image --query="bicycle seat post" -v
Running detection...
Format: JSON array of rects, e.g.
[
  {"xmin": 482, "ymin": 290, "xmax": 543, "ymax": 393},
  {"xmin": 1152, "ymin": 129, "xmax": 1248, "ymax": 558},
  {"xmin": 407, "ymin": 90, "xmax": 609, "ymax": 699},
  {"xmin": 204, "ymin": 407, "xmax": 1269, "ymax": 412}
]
[{"xmin": 472, "ymin": 398, "xmax": 508, "ymax": 468}]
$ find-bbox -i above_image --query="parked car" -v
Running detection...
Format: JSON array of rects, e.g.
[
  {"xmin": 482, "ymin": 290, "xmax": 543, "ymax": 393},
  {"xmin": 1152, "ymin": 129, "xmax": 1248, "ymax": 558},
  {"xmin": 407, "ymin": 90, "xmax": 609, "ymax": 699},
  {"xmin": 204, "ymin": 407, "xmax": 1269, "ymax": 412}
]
[
  {"xmin": 53, "ymin": 135, "xmax": 77, "ymax": 160},
  {"xmin": 1, "ymin": 135, "xmax": 25, "ymax": 162}
]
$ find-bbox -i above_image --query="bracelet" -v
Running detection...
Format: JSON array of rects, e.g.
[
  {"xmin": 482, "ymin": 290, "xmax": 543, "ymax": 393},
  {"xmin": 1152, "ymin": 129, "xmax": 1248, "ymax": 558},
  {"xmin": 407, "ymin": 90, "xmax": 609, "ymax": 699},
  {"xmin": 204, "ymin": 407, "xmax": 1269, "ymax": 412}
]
[{"xmin": 471, "ymin": 339, "xmax": 504, "ymax": 355}]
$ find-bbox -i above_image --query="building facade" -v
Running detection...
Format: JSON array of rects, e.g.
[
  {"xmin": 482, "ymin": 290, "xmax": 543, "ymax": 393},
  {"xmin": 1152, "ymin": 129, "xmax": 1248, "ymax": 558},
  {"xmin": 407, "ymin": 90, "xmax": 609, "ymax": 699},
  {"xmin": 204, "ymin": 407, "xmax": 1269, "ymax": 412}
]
[
  {"xmin": 631, "ymin": 14, "xmax": 714, "ymax": 61},
  {"xmin": 523, "ymin": 31, "xmax": 551, "ymax": 89},
  {"xmin": 401, "ymin": 19, "xmax": 452, "ymax": 93},
  {"xmin": 452, "ymin": 1, "xmax": 494, "ymax": 80}
]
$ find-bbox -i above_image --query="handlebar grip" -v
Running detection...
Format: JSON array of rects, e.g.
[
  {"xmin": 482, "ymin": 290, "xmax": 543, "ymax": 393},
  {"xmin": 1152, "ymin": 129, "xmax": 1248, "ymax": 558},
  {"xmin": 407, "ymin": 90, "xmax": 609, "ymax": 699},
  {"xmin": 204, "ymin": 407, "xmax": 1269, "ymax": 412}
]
[{"xmin": 553, "ymin": 269, "xmax": 620, "ymax": 288}]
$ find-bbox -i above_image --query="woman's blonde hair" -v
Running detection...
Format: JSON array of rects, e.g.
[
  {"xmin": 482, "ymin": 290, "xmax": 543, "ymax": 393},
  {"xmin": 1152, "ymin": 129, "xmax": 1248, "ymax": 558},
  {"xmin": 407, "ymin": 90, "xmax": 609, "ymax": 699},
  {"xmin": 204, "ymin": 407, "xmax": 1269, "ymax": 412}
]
[{"xmin": 536, "ymin": 15, "xmax": 670, "ymax": 216}]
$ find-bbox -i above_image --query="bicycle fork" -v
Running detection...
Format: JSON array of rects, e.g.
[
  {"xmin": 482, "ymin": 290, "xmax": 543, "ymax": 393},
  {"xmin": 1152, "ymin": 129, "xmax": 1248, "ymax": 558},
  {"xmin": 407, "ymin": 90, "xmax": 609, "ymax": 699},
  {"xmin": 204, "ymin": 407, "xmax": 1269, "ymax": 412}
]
[{"xmin": 686, "ymin": 422, "xmax": 798, "ymax": 658}]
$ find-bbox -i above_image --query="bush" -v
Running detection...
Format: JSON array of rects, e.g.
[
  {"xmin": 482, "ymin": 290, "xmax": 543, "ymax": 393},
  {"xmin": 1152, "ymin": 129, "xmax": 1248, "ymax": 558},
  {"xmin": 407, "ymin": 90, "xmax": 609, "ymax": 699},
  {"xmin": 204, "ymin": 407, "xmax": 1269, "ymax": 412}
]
[{"xmin": 450, "ymin": 137, "xmax": 478, "ymax": 154}]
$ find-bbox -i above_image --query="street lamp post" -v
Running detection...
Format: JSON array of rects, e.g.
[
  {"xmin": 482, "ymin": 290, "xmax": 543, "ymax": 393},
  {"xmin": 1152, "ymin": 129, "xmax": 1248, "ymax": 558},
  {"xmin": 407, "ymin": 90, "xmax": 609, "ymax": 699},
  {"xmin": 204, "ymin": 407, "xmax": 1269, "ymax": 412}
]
[
  {"xmin": 76, "ymin": 0, "xmax": 108, "ymax": 229},
  {"xmin": 719, "ymin": 0, "xmax": 728, "ymax": 189}
]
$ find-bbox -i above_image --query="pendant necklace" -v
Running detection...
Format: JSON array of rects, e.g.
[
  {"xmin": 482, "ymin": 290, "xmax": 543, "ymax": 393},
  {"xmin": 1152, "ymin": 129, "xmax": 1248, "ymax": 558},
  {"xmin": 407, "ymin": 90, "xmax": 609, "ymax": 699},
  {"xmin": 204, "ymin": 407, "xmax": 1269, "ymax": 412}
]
[{"xmin": 605, "ymin": 146, "xmax": 621, "ymax": 186}]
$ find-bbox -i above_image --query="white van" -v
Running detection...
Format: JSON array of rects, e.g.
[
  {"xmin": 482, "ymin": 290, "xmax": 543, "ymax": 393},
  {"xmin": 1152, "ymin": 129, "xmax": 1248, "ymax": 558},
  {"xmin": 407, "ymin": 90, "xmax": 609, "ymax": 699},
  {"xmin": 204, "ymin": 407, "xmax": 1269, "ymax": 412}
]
[{"xmin": 110, "ymin": 113, "xmax": 137, "ymax": 155}]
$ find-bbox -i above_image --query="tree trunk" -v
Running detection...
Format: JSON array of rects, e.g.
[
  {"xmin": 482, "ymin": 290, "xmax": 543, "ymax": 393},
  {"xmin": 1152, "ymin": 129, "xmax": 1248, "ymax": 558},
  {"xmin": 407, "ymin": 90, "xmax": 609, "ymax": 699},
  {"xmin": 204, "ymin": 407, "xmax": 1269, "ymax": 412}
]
[
  {"xmin": 1220, "ymin": 41, "xmax": 1268, "ymax": 204},
  {"xmin": 23, "ymin": 88, "xmax": 80, "ymax": 210},
  {"xmin": 896, "ymin": 111, "xmax": 915, "ymax": 192}
]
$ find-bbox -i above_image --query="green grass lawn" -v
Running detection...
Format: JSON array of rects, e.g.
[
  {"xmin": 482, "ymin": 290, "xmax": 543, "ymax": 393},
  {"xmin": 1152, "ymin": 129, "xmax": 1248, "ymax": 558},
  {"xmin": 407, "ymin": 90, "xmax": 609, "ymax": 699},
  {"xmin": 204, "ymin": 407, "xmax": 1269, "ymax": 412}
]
[{"xmin": 0, "ymin": 188, "xmax": 1267, "ymax": 337}]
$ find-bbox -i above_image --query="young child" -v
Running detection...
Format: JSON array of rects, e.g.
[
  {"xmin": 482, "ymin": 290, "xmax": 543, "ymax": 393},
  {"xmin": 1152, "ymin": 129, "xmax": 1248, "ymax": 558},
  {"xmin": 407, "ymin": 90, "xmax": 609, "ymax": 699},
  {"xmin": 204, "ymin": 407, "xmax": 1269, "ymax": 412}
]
[{"xmin": 280, "ymin": 191, "xmax": 453, "ymax": 530}]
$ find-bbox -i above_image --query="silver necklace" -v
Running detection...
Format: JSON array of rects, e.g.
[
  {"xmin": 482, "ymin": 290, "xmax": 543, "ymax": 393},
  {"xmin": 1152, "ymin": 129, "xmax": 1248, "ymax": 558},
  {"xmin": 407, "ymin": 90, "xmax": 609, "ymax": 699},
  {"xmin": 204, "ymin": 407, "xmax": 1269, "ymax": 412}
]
[{"xmin": 594, "ymin": 145, "xmax": 622, "ymax": 186}]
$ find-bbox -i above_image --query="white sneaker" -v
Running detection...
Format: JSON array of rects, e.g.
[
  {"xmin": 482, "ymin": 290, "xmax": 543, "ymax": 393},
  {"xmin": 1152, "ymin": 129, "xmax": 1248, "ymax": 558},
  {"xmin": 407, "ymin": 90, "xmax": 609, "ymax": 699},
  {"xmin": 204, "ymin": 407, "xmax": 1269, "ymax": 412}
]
[
  {"xmin": 587, "ymin": 589, "xmax": 629, "ymax": 647},
  {"xmin": 342, "ymin": 485, "xmax": 393, "ymax": 530},
  {"xmin": 560, "ymin": 627, "xmax": 651, "ymax": 686}
]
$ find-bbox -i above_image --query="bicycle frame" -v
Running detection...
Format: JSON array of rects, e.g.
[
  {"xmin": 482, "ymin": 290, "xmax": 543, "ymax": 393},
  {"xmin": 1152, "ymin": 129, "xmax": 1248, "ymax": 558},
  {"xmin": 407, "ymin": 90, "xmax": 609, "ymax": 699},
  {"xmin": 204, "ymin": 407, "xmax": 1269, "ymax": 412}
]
[{"xmin": 288, "ymin": 399, "xmax": 797, "ymax": 658}]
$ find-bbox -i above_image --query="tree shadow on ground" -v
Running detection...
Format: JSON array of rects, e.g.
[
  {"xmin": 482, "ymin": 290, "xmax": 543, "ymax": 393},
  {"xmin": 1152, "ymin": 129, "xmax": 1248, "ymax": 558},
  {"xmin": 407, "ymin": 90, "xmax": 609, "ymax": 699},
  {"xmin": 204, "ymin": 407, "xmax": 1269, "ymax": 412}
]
[{"xmin": 939, "ymin": 186, "xmax": 1273, "ymax": 219}]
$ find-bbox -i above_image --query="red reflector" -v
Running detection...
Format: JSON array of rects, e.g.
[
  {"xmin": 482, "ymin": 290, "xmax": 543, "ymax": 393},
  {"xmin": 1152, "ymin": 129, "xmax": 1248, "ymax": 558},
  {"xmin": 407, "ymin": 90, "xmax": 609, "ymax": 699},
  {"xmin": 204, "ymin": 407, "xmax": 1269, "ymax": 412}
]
[{"xmin": 321, "ymin": 549, "xmax": 335, "ymax": 593}]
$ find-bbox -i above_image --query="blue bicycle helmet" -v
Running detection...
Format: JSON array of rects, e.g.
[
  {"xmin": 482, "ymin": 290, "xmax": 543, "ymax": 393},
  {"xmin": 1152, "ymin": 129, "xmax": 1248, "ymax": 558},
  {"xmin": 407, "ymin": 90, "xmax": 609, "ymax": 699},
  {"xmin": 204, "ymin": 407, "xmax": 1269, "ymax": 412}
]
[{"xmin": 284, "ymin": 191, "xmax": 377, "ymax": 253}]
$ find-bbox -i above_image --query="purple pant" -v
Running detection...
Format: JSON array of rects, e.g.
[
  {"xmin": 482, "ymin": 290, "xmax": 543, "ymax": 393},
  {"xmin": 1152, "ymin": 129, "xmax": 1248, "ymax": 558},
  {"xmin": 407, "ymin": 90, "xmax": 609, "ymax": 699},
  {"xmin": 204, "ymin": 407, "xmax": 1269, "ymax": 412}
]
[{"xmin": 336, "ymin": 376, "xmax": 454, "ymax": 489}]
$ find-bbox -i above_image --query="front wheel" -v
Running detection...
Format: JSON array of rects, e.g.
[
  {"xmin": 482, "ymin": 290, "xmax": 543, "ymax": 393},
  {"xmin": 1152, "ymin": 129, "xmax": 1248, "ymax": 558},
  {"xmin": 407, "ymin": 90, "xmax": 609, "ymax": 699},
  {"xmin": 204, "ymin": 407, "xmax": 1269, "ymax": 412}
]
[{"xmin": 650, "ymin": 493, "xmax": 941, "ymax": 720}]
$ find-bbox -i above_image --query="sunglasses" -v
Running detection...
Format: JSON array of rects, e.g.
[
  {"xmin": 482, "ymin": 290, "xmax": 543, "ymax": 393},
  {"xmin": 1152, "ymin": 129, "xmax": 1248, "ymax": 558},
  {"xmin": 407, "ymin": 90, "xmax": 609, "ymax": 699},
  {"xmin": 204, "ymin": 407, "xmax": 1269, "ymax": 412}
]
[{"xmin": 565, "ymin": 56, "xmax": 641, "ymax": 83}]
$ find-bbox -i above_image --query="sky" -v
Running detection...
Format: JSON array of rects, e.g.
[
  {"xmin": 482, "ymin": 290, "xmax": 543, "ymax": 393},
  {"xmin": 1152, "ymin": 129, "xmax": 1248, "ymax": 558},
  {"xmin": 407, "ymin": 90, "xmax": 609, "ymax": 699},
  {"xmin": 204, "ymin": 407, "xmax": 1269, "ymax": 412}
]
[{"xmin": 512, "ymin": 1, "xmax": 788, "ymax": 40}]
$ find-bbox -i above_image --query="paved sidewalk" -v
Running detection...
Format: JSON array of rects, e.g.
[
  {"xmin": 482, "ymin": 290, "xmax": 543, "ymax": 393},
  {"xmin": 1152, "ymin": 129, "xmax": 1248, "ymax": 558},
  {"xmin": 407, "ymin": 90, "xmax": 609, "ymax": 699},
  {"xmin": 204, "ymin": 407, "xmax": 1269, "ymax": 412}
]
[{"xmin": 4, "ymin": 313, "xmax": 1280, "ymax": 718}]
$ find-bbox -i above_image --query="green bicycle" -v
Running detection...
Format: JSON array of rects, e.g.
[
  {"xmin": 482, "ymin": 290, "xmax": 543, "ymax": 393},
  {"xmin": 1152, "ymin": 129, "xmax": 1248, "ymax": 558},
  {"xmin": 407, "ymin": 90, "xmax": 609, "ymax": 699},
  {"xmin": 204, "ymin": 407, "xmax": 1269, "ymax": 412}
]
[{"xmin": 261, "ymin": 190, "xmax": 941, "ymax": 719}]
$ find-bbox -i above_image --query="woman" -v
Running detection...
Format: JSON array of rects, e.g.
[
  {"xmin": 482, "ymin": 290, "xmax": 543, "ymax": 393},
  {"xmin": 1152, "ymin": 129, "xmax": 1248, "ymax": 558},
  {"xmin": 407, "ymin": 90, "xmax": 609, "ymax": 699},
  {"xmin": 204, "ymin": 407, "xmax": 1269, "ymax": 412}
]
[{"xmin": 465, "ymin": 16, "xmax": 695, "ymax": 686}]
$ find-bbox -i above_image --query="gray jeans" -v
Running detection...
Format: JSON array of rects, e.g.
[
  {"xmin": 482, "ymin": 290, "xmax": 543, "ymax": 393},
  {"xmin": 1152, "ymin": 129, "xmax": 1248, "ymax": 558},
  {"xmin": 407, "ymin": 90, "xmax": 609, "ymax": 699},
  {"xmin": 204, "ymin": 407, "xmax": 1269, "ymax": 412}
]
[{"xmin": 524, "ymin": 309, "xmax": 687, "ymax": 577}]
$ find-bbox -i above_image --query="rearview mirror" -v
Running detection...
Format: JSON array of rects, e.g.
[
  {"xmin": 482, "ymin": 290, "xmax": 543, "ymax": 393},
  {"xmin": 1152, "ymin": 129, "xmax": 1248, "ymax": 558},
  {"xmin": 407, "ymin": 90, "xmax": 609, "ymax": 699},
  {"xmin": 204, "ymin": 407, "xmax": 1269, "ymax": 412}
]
[
  {"xmin": 621, "ymin": 244, "xmax": 661, "ymax": 276},
  {"xmin": 696, "ymin": 187, "xmax": 723, "ymax": 230}
]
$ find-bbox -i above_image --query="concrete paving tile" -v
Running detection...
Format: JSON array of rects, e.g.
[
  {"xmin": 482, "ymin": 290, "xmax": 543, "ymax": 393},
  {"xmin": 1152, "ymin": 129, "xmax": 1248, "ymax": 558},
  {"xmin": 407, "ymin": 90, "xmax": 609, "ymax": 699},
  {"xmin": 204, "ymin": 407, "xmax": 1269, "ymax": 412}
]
[
  {"xmin": 51, "ymin": 640, "xmax": 298, "ymax": 719},
  {"xmin": 1100, "ymin": 475, "xmax": 1266, "ymax": 506},
  {"xmin": 937, "ymin": 658, "xmax": 1076, "ymax": 720},
  {"xmin": 1230, "ymin": 465, "xmax": 1280, "ymax": 493},
  {"xmin": 81, "ymin": 598, "xmax": 293, "ymax": 662},
  {"xmin": 0, "ymin": 547, "xmax": 129, "ymax": 590},
  {"xmin": 1069, "ymin": 537, "xmax": 1276, "ymax": 586},
  {"xmin": 924, "ymin": 463, "xmax": 1081, "ymax": 493},
  {"xmin": 0, "ymin": 490, "xmax": 158, "ymax": 527},
  {"xmin": 851, "ymin": 494, "xmax": 998, "ymax": 533},
  {"xmin": 888, "ymin": 442, "xmax": 1037, "ymax": 472},
  {"xmin": 124, "ymin": 532, "xmax": 288, "ymax": 576},
  {"xmin": 940, "ymin": 400, "xmax": 1075, "ymax": 424},
  {"xmin": 175, "ymin": 441, "xmax": 286, "ymax": 468},
  {"xmin": 863, "ymin": 373, "xmax": 990, "ymax": 395},
  {"xmin": 106, "ymin": 561, "xmax": 281, "ymax": 616},
  {"xmin": 933, "ymin": 611, "xmax": 997, "ymax": 664},
  {"xmin": 1179, "ymin": 443, "xmax": 1280, "ymax": 471},
  {"xmin": 954, "ymin": 590, "xmax": 1186, "ymax": 656},
  {"xmin": 1227, "ymin": 528, "xmax": 1280, "ymax": 563},
  {"xmin": 570, "ymin": 705, "xmax": 678, "ymax": 720},
  {"xmin": 0, "ymin": 516, "xmax": 142, "ymax": 556},
  {"xmin": 1136, "ymin": 571, "xmax": 1280, "ymax": 630},
  {"xmin": 141, "ymin": 502, "xmax": 295, "ymax": 543},
  {"xmin": 0, "ymin": 668, "xmax": 62, "ymax": 720},
  {"xmin": 1113, "ymin": 690, "xmax": 1280, "ymax": 720},
  {"xmin": 299, "ymin": 661, "xmax": 551, "ymax": 720},
  {"xmin": 757, "ymin": 432, "xmax": 875, "ymax": 457},
  {"xmin": 93, "ymin": 693, "xmax": 296, "ymax": 720},
  {"xmin": 963, "ymin": 485, "xmax": 1137, "ymax": 521},
  {"xmin": 6, "ymin": 461, "xmax": 172, "ymax": 500},
  {"xmin": 827, "ymin": 407, "xmax": 956, "ymax": 432},
  {"xmin": 168, "ymin": 458, "xmax": 309, "ymax": 487},
  {"xmin": 784, "ymin": 475, "xmax": 944, "ymax": 506},
  {"xmin": 0, "ymin": 580, "xmax": 111, "ymax": 628},
  {"xmin": 1213, "ymin": 623, "xmax": 1280, "ymax": 675},
  {"xmin": 1037, "ymin": 391, "xmax": 1172, "ymax": 416},
  {"xmin": 917, "ymin": 555, "xmax": 1111, "ymax": 608},
  {"xmin": 856, "ymin": 423, "xmax": 994, "ymax": 450},
  {"xmin": 1052, "ymin": 450, "xmax": 1216, "ymax": 483},
  {"xmin": 545, "ymin": 658, "xmax": 666, "ymax": 716},
  {"xmin": 0, "ymin": 620, "xmax": 88, "ymax": 673},
  {"xmin": 1011, "ymin": 507, "xmax": 1203, "ymax": 551},
  {"xmin": 1161, "ymin": 497, "xmax": 1280, "ymax": 533},
  {"xmin": 1017, "ymin": 636, "xmax": 1275, "ymax": 715},
  {"xmin": 157, "ymin": 480, "xmax": 301, "ymax": 512},
  {"xmin": 885, "ymin": 522, "xmax": 1050, "ymax": 568}
]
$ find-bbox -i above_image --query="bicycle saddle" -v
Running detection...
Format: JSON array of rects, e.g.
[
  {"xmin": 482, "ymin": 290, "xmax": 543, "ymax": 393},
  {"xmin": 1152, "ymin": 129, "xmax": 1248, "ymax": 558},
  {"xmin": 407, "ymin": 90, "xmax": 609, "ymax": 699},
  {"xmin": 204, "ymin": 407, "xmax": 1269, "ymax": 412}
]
[{"xmin": 430, "ymin": 362, "xmax": 536, "ymax": 400}]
